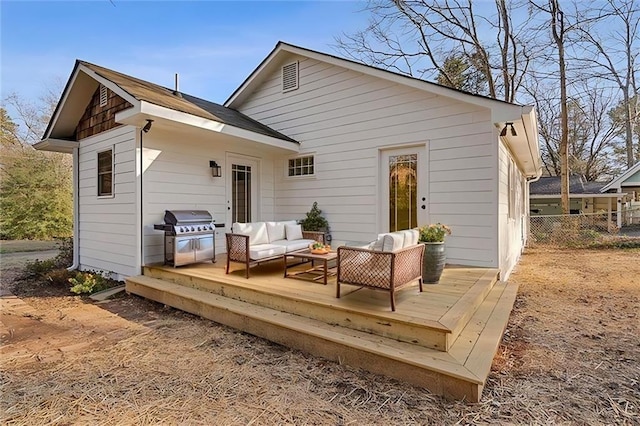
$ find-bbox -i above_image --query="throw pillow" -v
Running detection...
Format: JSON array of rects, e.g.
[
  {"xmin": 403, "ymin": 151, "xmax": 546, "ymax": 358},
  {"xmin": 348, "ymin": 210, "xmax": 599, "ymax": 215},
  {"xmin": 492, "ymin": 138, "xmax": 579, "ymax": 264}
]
[
  {"xmin": 266, "ymin": 222, "xmax": 286, "ymax": 242},
  {"xmin": 285, "ymin": 224, "xmax": 303, "ymax": 241}
]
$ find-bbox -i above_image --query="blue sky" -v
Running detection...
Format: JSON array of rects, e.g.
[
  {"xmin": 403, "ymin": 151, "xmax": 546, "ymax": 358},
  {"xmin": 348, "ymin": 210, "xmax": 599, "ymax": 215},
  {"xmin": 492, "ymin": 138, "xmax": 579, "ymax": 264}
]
[{"xmin": 1, "ymin": 1, "xmax": 366, "ymax": 110}]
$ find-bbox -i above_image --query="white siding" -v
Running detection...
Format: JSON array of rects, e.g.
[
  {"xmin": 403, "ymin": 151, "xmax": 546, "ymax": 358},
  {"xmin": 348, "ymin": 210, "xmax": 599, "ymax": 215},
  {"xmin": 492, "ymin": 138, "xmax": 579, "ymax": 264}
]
[
  {"xmin": 77, "ymin": 125, "xmax": 138, "ymax": 278},
  {"xmin": 498, "ymin": 140, "xmax": 527, "ymax": 278},
  {"xmin": 141, "ymin": 129, "xmax": 278, "ymax": 264},
  {"xmin": 238, "ymin": 56, "xmax": 498, "ymax": 267}
]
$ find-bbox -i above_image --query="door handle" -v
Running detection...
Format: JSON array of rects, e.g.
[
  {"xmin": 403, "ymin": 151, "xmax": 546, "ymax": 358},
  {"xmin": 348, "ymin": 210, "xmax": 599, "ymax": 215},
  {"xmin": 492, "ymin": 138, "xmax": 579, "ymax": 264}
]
[{"xmin": 421, "ymin": 205, "xmax": 426, "ymax": 209}]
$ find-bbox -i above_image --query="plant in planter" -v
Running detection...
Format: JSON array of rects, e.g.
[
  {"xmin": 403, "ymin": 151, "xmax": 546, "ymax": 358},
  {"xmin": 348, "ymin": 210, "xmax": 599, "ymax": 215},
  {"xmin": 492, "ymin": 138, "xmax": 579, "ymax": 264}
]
[
  {"xmin": 418, "ymin": 223, "xmax": 452, "ymax": 284},
  {"xmin": 300, "ymin": 202, "xmax": 329, "ymax": 233}
]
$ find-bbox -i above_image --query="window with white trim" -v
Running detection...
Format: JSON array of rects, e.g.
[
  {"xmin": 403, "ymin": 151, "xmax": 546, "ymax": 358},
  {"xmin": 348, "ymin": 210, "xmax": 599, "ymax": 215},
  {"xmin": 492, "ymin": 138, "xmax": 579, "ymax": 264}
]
[
  {"xmin": 282, "ymin": 61, "xmax": 299, "ymax": 92},
  {"xmin": 97, "ymin": 148, "xmax": 113, "ymax": 196},
  {"xmin": 287, "ymin": 155, "xmax": 314, "ymax": 177}
]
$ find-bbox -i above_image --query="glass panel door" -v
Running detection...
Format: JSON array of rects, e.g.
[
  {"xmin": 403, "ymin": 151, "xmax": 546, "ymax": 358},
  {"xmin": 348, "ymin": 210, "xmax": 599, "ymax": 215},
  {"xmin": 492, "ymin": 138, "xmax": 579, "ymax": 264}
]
[
  {"xmin": 232, "ymin": 164, "xmax": 252, "ymax": 223},
  {"xmin": 389, "ymin": 154, "xmax": 418, "ymax": 231},
  {"xmin": 380, "ymin": 147, "xmax": 427, "ymax": 232},
  {"xmin": 227, "ymin": 155, "xmax": 259, "ymax": 225}
]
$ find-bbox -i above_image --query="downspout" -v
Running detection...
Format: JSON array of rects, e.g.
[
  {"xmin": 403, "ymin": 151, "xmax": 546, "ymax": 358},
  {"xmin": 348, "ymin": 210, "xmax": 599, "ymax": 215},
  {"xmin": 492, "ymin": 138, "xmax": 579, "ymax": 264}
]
[
  {"xmin": 67, "ymin": 146, "xmax": 80, "ymax": 271},
  {"xmin": 139, "ymin": 128, "xmax": 144, "ymax": 275},
  {"xmin": 139, "ymin": 119, "xmax": 153, "ymax": 275}
]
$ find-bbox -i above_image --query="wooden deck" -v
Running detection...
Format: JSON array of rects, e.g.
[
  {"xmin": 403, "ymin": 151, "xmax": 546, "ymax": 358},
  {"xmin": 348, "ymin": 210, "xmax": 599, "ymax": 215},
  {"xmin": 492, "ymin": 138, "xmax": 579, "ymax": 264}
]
[{"xmin": 126, "ymin": 255, "xmax": 518, "ymax": 402}]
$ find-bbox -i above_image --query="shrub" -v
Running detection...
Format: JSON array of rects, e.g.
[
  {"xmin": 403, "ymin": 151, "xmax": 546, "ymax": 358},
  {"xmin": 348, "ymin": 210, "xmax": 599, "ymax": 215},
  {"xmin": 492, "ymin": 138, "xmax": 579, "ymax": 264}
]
[
  {"xmin": 54, "ymin": 237, "xmax": 73, "ymax": 268},
  {"xmin": 68, "ymin": 271, "xmax": 109, "ymax": 295},
  {"xmin": 300, "ymin": 202, "xmax": 329, "ymax": 232},
  {"xmin": 23, "ymin": 258, "xmax": 57, "ymax": 279}
]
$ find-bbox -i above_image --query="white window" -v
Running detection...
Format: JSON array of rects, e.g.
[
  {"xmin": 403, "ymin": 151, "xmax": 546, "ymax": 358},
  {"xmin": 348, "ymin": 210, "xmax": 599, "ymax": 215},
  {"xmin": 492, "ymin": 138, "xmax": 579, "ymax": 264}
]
[
  {"xmin": 97, "ymin": 148, "xmax": 113, "ymax": 196},
  {"xmin": 99, "ymin": 84, "xmax": 108, "ymax": 107},
  {"xmin": 282, "ymin": 61, "xmax": 299, "ymax": 92},
  {"xmin": 287, "ymin": 155, "xmax": 314, "ymax": 177}
]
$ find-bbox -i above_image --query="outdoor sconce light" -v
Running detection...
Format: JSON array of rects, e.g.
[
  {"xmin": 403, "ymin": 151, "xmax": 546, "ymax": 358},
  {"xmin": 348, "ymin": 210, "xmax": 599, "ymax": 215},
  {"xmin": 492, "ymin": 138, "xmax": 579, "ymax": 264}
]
[
  {"xmin": 142, "ymin": 119, "xmax": 154, "ymax": 133},
  {"xmin": 500, "ymin": 122, "xmax": 517, "ymax": 137},
  {"xmin": 209, "ymin": 160, "xmax": 222, "ymax": 177}
]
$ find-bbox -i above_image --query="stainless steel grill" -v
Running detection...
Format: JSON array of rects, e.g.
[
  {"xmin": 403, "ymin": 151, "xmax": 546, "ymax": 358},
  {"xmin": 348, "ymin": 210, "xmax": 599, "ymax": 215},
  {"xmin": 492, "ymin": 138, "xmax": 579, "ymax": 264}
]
[{"xmin": 154, "ymin": 210, "xmax": 216, "ymax": 267}]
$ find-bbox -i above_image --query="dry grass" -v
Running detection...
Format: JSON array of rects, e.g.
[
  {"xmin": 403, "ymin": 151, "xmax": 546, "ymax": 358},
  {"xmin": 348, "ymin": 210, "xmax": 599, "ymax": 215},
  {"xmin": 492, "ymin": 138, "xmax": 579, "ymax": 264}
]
[{"xmin": 1, "ymin": 248, "xmax": 639, "ymax": 425}]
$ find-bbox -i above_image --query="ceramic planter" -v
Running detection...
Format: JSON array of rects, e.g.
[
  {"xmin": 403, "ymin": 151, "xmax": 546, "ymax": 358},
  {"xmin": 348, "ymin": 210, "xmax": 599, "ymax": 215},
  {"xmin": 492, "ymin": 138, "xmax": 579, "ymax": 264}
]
[{"xmin": 422, "ymin": 241, "xmax": 446, "ymax": 284}]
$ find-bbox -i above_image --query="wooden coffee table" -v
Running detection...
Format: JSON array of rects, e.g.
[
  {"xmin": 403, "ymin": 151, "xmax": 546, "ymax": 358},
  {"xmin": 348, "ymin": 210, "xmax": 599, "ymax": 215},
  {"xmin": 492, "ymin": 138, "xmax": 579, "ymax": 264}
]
[{"xmin": 283, "ymin": 250, "xmax": 338, "ymax": 285}]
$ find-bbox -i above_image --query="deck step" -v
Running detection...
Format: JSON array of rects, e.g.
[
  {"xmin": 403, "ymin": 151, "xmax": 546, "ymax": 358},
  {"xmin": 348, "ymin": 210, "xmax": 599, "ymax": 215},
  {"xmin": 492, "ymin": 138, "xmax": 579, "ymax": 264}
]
[
  {"xmin": 126, "ymin": 274, "xmax": 516, "ymax": 402},
  {"xmin": 144, "ymin": 265, "xmax": 452, "ymax": 351}
]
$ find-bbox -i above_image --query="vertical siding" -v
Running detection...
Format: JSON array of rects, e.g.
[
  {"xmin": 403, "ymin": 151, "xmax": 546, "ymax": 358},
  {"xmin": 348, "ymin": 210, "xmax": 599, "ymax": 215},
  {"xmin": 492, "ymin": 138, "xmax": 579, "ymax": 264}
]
[
  {"xmin": 238, "ymin": 56, "xmax": 498, "ymax": 267},
  {"xmin": 77, "ymin": 125, "xmax": 137, "ymax": 277},
  {"xmin": 141, "ymin": 129, "xmax": 277, "ymax": 264}
]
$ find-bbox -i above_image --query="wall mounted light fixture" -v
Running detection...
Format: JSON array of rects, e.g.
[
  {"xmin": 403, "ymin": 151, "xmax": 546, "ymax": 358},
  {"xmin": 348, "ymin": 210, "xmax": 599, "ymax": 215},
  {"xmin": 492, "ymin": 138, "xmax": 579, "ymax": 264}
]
[
  {"xmin": 500, "ymin": 122, "xmax": 517, "ymax": 137},
  {"xmin": 142, "ymin": 119, "xmax": 154, "ymax": 133},
  {"xmin": 209, "ymin": 160, "xmax": 222, "ymax": 177}
]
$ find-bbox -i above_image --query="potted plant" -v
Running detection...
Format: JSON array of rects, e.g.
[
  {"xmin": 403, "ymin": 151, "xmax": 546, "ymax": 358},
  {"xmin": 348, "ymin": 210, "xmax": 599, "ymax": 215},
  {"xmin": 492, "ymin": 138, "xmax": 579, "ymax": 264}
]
[
  {"xmin": 418, "ymin": 223, "xmax": 452, "ymax": 284},
  {"xmin": 300, "ymin": 202, "xmax": 329, "ymax": 234}
]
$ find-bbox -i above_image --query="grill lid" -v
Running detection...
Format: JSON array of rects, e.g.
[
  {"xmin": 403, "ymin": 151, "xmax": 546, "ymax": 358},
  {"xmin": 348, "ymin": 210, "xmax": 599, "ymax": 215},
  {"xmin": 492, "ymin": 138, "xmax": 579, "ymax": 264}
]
[{"xmin": 164, "ymin": 210, "xmax": 213, "ymax": 225}]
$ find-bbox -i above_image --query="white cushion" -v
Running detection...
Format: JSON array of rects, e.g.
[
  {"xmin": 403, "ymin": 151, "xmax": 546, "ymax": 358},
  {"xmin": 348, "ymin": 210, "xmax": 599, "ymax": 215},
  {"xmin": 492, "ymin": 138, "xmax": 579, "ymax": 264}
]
[
  {"xmin": 271, "ymin": 239, "xmax": 316, "ymax": 253},
  {"xmin": 234, "ymin": 222, "xmax": 269, "ymax": 245},
  {"xmin": 266, "ymin": 222, "xmax": 286, "ymax": 243},
  {"xmin": 277, "ymin": 220, "xmax": 297, "ymax": 227},
  {"xmin": 285, "ymin": 224, "xmax": 303, "ymax": 241},
  {"xmin": 383, "ymin": 232, "xmax": 405, "ymax": 252},
  {"xmin": 371, "ymin": 234, "xmax": 386, "ymax": 251},
  {"xmin": 401, "ymin": 229, "xmax": 419, "ymax": 247},
  {"xmin": 248, "ymin": 243, "xmax": 286, "ymax": 260}
]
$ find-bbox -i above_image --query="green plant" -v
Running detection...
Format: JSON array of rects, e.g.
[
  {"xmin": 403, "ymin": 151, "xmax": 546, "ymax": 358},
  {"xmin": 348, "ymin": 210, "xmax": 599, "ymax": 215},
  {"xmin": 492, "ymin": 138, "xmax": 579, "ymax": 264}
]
[
  {"xmin": 68, "ymin": 271, "xmax": 108, "ymax": 295},
  {"xmin": 23, "ymin": 258, "xmax": 57, "ymax": 279},
  {"xmin": 311, "ymin": 241, "xmax": 326, "ymax": 250},
  {"xmin": 418, "ymin": 223, "xmax": 452, "ymax": 243},
  {"xmin": 300, "ymin": 202, "xmax": 329, "ymax": 232}
]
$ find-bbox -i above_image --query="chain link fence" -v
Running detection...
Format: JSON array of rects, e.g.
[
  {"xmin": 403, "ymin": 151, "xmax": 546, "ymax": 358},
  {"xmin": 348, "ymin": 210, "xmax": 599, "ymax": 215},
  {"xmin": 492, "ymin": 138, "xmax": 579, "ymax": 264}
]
[{"xmin": 528, "ymin": 207, "xmax": 640, "ymax": 248}]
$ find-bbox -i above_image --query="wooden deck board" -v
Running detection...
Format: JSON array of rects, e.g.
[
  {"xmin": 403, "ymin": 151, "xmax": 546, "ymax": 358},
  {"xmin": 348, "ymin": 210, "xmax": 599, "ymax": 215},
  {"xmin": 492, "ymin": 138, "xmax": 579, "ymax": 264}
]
[{"xmin": 126, "ymin": 265, "xmax": 518, "ymax": 402}]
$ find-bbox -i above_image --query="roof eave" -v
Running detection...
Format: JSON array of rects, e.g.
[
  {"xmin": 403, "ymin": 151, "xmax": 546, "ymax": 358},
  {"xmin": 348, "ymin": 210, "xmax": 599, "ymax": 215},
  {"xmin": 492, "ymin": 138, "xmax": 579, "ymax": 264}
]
[
  {"xmin": 117, "ymin": 101, "xmax": 299, "ymax": 153},
  {"xmin": 34, "ymin": 138, "xmax": 79, "ymax": 153},
  {"xmin": 601, "ymin": 162, "xmax": 640, "ymax": 192}
]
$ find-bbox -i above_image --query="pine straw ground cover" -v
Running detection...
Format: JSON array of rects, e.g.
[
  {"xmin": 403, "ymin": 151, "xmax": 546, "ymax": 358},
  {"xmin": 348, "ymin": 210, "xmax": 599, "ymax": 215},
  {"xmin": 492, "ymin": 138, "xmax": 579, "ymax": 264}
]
[{"xmin": 1, "ymin": 248, "xmax": 639, "ymax": 425}]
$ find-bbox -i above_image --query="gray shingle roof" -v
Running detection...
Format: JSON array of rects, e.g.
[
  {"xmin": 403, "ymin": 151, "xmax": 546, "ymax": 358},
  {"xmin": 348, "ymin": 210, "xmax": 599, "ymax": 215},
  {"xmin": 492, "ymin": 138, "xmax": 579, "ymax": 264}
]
[
  {"xmin": 80, "ymin": 61, "xmax": 297, "ymax": 144},
  {"xmin": 530, "ymin": 176, "xmax": 606, "ymax": 195}
]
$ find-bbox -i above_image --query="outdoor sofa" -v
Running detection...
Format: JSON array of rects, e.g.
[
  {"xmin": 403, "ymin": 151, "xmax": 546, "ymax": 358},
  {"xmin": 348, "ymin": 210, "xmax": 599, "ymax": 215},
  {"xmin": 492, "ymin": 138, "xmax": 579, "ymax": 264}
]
[
  {"xmin": 336, "ymin": 230, "xmax": 425, "ymax": 311},
  {"xmin": 225, "ymin": 221, "xmax": 325, "ymax": 278}
]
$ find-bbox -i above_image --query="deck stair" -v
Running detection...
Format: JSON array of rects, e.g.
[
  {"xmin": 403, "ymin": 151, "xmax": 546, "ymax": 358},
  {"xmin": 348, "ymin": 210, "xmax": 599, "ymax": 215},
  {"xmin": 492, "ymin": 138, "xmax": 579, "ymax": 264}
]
[{"xmin": 126, "ymin": 262, "xmax": 517, "ymax": 402}]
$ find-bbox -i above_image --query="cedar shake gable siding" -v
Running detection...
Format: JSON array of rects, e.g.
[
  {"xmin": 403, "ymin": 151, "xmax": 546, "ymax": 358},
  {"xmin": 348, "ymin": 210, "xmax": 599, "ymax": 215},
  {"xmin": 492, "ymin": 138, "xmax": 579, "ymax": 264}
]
[{"xmin": 75, "ymin": 86, "xmax": 132, "ymax": 140}]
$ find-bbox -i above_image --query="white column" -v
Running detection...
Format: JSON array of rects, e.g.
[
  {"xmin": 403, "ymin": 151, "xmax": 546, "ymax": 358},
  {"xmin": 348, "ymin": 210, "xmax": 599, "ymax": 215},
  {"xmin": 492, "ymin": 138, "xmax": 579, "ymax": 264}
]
[{"xmin": 608, "ymin": 197, "xmax": 613, "ymax": 231}]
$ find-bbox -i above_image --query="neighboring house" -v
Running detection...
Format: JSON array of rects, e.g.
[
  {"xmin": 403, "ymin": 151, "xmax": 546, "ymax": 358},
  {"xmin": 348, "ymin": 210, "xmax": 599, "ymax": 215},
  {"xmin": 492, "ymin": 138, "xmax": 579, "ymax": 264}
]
[
  {"xmin": 601, "ymin": 162, "xmax": 640, "ymax": 226},
  {"xmin": 36, "ymin": 41, "xmax": 541, "ymax": 281},
  {"xmin": 529, "ymin": 175, "xmax": 618, "ymax": 216}
]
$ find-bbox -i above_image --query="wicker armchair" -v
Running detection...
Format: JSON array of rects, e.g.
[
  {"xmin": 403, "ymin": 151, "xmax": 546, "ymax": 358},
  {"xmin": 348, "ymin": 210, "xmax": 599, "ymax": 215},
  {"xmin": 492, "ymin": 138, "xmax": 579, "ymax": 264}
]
[{"xmin": 336, "ymin": 243, "xmax": 425, "ymax": 311}]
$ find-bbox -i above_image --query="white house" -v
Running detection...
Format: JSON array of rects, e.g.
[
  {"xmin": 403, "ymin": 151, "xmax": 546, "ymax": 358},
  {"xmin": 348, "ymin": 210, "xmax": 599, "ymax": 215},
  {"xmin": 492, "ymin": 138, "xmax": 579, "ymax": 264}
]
[
  {"xmin": 601, "ymin": 162, "xmax": 640, "ymax": 226},
  {"xmin": 36, "ymin": 42, "xmax": 541, "ymax": 281}
]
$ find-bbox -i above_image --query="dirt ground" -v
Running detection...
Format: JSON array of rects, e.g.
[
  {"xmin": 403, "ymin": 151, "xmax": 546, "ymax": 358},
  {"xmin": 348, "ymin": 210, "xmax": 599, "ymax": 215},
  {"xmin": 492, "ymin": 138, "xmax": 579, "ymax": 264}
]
[{"xmin": 1, "ymin": 247, "xmax": 639, "ymax": 425}]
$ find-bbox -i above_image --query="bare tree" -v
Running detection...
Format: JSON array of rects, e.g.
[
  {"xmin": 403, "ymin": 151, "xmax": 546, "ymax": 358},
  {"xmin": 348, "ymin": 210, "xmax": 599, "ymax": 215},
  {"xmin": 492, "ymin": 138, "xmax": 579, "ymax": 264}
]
[
  {"xmin": 577, "ymin": 0, "xmax": 639, "ymax": 168},
  {"xmin": 334, "ymin": 0, "xmax": 534, "ymax": 102}
]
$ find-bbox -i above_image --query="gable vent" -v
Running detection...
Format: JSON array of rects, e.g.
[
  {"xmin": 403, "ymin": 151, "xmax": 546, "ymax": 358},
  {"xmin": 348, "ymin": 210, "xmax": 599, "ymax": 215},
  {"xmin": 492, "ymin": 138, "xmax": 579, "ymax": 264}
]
[
  {"xmin": 282, "ymin": 61, "xmax": 299, "ymax": 92},
  {"xmin": 99, "ymin": 84, "xmax": 108, "ymax": 107}
]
